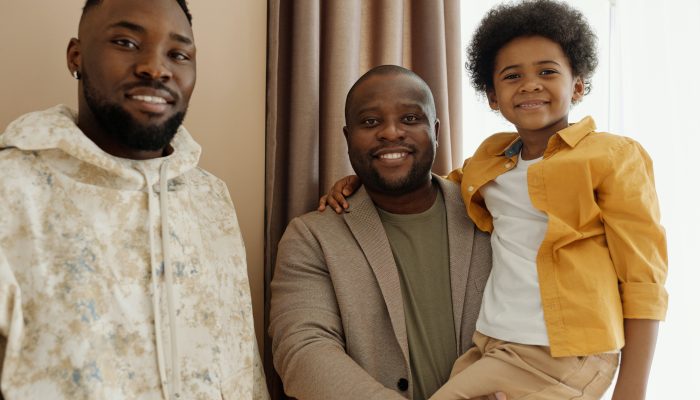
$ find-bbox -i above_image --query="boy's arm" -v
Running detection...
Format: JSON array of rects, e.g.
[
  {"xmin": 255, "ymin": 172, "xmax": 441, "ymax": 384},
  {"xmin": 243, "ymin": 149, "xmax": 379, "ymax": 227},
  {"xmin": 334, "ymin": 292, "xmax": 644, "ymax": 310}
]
[
  {"xmin": 611, "ymin": 319, "xmax": 659, "ymax": 400},
  {"xmin": 597, "ymin": 140, "xmax": 668, "ymax": 399},
  {"xmin": 598, "ymin": 139, "xmax": 668, "ymax": 319}
]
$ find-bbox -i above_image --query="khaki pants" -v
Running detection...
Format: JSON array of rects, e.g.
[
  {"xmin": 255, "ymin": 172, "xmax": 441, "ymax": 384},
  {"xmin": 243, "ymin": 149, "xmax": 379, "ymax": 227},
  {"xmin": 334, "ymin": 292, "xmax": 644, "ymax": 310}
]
[{"xmin": 430, "ymin": 332, "xmax": 619, "ymax": 400}]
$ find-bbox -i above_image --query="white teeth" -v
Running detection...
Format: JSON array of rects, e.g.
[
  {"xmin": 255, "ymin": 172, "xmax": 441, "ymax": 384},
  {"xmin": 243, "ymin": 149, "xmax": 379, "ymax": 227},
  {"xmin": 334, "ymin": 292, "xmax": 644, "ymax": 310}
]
[
  {"xmin": 131, "ymin": 95, "xmax": 167, "ymax": 104},
  {"xmin": 519, "ymin": 102, "xmax": 544, "ymax": 109},
  {"xmin": 379, "ymin": 152, "xmax": 407, "ymax": 160}
]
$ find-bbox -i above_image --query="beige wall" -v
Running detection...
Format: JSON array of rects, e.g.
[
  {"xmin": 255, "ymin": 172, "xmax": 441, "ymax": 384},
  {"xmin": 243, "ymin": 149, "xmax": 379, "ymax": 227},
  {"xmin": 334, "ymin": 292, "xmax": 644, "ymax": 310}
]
[{"xmin": 0, "ymin": 1, "xmax": 268, "ymax": 349}]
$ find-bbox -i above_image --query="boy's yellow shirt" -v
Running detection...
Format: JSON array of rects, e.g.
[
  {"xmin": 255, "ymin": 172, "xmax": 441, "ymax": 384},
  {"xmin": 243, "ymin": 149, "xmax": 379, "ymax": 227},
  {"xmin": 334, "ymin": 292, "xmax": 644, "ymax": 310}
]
[{"xmin": 448, "ymin": 116, "xmax": 668, "ymax": 357}]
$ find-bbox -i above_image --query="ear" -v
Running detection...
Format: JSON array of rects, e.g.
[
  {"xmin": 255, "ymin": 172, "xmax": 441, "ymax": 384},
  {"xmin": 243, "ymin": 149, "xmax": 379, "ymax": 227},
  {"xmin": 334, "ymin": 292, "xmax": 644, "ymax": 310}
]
[
  {"xmin": 572, "ymin": 76, "xmax": 585, "ymax": 103},
  {"xmin": 66, "ymin": 38, "xmax": 82, "ymax": 77},
  {"xmin": 487, "ymin": 90, "xmax": 499, "ymax": 110},
  {"xmin": 434, "ymin": 118, "xmax": 440, "ymax": 146}
]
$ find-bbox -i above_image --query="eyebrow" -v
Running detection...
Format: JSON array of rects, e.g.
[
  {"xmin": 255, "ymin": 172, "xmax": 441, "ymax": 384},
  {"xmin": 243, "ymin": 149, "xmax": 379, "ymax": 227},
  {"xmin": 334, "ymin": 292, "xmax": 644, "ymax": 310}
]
[
  {"xmin": 498, "ymin": 60, "xmax": 562, "ymax": 75},
  {"xmin": 353, "ymin": 103, "xmax": 424, "ymax": 116},
  {"xmin": 108, "ymin": 20, "xmax": 145, "ymax": 33},
  {"xmin": 108, "ymin": 20, "xmax": 194, "ymax": 45},
  {"xmin": 170, "ymin": 33, "xmax": 193, "ymax": 45}
]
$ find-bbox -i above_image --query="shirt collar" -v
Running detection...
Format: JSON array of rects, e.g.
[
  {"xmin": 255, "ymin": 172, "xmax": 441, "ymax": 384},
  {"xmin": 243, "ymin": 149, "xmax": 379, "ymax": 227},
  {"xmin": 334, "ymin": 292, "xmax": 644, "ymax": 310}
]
[
  {"xmin": 557, "ymin": 116, "xmax": 596, "ymax": 148},
  {"xmin": 496, "ymin": 116, "xmax": 597, "ymax": 157}
]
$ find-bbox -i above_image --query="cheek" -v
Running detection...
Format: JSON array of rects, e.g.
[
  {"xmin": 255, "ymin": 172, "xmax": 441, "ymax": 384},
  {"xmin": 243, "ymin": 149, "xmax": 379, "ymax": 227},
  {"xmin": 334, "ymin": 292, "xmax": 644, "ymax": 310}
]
[{"xmin": 177, "ymin": 68, "xmax": 197, "ymax": 99}]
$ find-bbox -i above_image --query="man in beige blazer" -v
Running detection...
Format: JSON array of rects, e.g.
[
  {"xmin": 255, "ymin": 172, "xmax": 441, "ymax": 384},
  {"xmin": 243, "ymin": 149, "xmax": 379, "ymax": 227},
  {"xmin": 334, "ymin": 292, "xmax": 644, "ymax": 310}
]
[{"xmin": 269, "ymin": 65, "xmax": 494, "ymax": 400}]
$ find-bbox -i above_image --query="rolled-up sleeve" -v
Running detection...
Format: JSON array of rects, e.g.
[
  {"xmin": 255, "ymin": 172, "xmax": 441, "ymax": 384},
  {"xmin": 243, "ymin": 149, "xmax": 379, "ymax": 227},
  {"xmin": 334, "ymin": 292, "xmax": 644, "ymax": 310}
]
[{"xmin": 598, "ymin": 139, "xmax": 668, "ymax": 320}]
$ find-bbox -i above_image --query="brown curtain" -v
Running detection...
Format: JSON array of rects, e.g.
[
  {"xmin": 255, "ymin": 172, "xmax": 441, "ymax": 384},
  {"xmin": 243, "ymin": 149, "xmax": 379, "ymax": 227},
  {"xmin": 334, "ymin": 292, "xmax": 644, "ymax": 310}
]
[{"xmin": 264, "ymin": 1, "xmax": 463, "ymax": 397}]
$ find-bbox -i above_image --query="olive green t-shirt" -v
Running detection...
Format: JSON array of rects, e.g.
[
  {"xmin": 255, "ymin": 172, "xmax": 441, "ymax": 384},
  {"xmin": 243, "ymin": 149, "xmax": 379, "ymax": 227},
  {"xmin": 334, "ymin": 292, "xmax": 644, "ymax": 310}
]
[{"xmin": 378, "ymin": 190, "xmax": 456, "ymax": 400}]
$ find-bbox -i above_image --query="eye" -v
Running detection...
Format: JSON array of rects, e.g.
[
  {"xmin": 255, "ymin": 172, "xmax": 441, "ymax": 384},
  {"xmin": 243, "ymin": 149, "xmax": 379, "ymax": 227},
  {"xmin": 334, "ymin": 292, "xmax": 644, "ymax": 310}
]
[
  {"xmin": 361, "ymin": 118, "xmax": 379, "ymax": 127},
  {"xmin": 112, "ymin": 38, "xmax": 138, "ymax": 49},
  {"xmin": 503, "ymin": 73, "xmax": 520, "ymax": 80},
  {"xmin": 170, "ymin": 51, "xmax": 191, "ymax": 62},
  {"xmin": 362, "ymin": 118, "xmax": 379, "ymax": 127},
  {"xmin": 540, "ymin": 69, "xmax": 559, "ymax": 76},
  {"xmin": 402, "ymin": 114, "xmax": 421, "ymax": 123}
]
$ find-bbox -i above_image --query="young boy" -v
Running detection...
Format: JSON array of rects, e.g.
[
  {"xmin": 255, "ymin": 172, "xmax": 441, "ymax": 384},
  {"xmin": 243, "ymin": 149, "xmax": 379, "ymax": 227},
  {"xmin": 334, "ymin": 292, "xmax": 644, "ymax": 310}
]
[{"xmin": 321, "ymin": 1, "xmax": 668, "ymax": 399}]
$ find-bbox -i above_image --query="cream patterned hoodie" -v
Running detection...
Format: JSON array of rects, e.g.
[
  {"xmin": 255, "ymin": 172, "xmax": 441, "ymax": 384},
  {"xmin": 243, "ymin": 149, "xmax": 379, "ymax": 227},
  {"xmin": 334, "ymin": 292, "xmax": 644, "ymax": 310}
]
[{"xmin": 0, "ymin": 105, "xmax": 269, "ymax": 400}]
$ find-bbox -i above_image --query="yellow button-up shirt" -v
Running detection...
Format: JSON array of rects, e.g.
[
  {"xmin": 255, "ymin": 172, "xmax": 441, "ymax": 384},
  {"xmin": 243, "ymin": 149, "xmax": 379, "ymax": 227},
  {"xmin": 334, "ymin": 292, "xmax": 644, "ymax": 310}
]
[{"xmin": 447, "ymin": 116, "xmax": 668, "ymax": 357}]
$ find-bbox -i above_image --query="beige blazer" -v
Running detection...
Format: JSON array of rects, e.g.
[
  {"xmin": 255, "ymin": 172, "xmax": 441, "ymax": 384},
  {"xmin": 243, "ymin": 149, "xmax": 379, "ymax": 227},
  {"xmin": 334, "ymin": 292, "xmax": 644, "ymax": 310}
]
[{"xmin": 269, "ymin": 177, "xmax": 492, "ymax": 400}]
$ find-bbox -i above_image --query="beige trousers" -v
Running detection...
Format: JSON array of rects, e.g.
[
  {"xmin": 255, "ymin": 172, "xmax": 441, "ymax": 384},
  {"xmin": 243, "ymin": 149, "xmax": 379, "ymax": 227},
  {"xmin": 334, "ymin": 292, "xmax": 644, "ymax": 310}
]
[{"xmin": 430, "ymin": 332, "xmax": 619, "ymax": 400}]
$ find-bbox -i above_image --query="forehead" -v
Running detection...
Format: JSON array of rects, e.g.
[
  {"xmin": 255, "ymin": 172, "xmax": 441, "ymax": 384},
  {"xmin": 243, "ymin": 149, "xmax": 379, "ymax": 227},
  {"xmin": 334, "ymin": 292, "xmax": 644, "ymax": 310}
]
[
  {"xmin": 495, "ymin": 36, "xmax": 569, "ymax": 67},
  {"xmin": 349, "ymin": 74, "xmax": 430, "ymax": 114},
  {"xmin": 80, "ymin": 0, "xmax": 192, "ymax": 39}
]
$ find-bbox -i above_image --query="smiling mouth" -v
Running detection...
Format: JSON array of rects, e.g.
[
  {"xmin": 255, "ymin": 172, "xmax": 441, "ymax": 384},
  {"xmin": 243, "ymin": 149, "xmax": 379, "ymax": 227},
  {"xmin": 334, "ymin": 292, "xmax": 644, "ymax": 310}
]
[
  {"xmin": 130, "ymin": 95, "xmax": 168, "ymax": 104},
  {"xmin": 517, "ymin": 101, "xmax": 547, "ymax": 109},
  {"xmin": 378, "ymin": 152, "xmax": 408, "ymax": 160}
]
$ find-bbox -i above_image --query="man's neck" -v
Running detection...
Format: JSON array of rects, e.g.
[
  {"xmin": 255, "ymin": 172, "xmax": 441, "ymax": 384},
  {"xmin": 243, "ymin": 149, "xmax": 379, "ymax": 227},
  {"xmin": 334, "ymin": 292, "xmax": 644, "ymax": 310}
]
[{"xmin": 366, "ymin": 178, "xmax": 439, "ymax": 214}]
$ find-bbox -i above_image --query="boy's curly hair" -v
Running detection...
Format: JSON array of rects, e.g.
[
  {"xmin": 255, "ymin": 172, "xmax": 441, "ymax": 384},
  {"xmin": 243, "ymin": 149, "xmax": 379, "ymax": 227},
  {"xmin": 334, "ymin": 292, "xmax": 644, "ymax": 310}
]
[{"xmin": 467, "ymin": 0, "xmax": 598, "ymax": 95}]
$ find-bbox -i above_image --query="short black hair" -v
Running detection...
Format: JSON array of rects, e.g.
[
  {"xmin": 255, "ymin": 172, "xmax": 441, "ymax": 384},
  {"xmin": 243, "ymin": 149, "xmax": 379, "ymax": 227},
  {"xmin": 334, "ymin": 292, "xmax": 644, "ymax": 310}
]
[
  {"xmin": 83, "ymin": 0, "xmax": 193, "ymax": 25},
  {"xmin": 345, "ymin": 65, "xmax": 436, "ymax": 124},
  {"xmin": 467, "ymin": 0, "xmax": 597, "ymax": 95}
]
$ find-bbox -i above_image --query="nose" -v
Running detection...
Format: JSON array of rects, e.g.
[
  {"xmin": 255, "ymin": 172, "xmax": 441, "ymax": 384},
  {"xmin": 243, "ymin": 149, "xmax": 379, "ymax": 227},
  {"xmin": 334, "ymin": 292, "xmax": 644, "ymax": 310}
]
[
  {"xmin": 134, "ymin": 49, "xmax": 172, "ymax": 81},
  {"xmin": 378, "ymin": 121, "xmax": 406, "ymax": 142},
  {"xmin": 519, "ymin": 76, "xmax": 542, "ymax": 93}
]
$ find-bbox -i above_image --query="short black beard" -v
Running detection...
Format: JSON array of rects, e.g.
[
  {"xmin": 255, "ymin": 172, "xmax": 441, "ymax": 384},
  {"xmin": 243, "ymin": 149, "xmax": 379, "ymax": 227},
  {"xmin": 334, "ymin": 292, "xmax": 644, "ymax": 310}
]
[
  {"xmin": 349, "ymin": 143, "xmax": 434, "ymax": 196},
  {"xmin": 82, "ymin": 72, "xmax": 186, "ymax": 152}
]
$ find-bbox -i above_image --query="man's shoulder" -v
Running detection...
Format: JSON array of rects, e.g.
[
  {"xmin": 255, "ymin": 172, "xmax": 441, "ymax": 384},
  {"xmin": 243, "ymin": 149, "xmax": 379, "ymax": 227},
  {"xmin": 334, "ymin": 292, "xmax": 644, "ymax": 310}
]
[
  {"xmin": 0, "ymin": 147, "xmax": 41, "ymax": 185},
  {"xmin": 182, "ymin": 166, "xmax": 232, "ymax": 199},
  {"xmin": 283, "ymin": 192, "xmax": 378, "ymax": 245},
  {"xmin": 287, "ymin": 207, "xmax": 352, "ymax": 236}
]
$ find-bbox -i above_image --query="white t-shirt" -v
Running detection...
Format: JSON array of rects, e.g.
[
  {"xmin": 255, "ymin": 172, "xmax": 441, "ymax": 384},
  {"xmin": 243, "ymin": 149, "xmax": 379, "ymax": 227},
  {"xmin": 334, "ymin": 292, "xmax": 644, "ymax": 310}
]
[{"xmin": 475, "ymin": 154, "xmax": 550, "ymax": 346}]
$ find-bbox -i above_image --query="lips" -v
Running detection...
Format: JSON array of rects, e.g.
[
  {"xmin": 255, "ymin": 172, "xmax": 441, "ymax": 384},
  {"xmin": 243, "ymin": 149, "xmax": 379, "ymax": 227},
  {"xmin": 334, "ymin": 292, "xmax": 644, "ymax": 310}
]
[
  {"xmin": 371, "ymin": 146, "xmax": 414, "ymax": 165},
  {"xmin": 516, "ymin": 99, "xmax": 548, "ymax": 109},
  {"xmin": 130, "ymin": 95, "xmax": 168, "ymax": 104},
  {"xmin": 378, "ymin": 152, "xmax": 408, "ymax": 160},
  {"xmin": 125, "ymin": 87, "xmax": 177, "ymax": 114}
]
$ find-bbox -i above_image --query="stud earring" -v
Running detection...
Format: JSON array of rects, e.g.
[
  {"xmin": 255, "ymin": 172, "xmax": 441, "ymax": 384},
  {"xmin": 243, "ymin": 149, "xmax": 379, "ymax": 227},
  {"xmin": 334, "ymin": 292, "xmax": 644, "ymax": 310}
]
[{"xmin": 72, "ymin": 70, "xmax": 81, "ymax": 80}]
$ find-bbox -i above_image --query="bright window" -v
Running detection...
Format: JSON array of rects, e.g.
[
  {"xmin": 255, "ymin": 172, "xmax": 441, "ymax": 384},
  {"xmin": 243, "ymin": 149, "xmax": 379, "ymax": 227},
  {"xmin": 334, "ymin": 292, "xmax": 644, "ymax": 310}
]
[{"xmin": 460, "ymin": 1, "xmax": 700, "ymax": 398}]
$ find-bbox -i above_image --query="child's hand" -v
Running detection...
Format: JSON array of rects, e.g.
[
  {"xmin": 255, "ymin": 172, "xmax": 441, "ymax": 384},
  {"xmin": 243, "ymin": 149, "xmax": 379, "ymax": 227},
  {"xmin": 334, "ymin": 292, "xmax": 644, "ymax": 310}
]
[{"xmin": 318, "ymin": 175, "xmax": 360, "ymax": 213}]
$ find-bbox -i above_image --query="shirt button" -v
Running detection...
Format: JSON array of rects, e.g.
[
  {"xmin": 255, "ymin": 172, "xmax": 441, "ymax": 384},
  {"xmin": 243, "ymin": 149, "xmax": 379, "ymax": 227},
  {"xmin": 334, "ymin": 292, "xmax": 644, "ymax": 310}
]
[
  {"xmin": 505, "ymin": 162, "xmax": 513, "ymax": 168},
  {"xmin": 397, "ymin": 378, "xmax": 409, "ymax": 391},
  {"xmin": 467, "ymin": 185, "xmax": 474, "ymax": 192}
]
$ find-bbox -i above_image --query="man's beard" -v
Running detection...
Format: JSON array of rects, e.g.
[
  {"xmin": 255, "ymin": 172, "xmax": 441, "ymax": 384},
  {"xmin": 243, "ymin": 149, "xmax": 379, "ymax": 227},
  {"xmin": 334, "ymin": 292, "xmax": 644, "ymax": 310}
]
[
  {"xmin": 82, "ymin": 72, "xmax": 186, "ymax": 152},
  {"xmin": 349, "ymin": 143, "xmax": 434, "ymax": 196}
]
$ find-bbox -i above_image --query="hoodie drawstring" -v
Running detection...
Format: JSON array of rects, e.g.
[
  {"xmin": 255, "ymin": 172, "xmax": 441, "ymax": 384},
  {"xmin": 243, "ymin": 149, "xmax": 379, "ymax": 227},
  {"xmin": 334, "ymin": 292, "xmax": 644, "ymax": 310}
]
[
  {"xmin": 144, "ymin": 161, "xmax": 180, "ymax": 399},
  {"xmin": 160, "ymin": 161, "xmax": 181, "ymax": 398}
]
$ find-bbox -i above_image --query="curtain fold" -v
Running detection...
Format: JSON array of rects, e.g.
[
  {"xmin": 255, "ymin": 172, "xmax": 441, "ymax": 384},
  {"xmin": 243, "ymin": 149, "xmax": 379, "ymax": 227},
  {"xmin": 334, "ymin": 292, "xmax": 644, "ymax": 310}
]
[{"xmin": 264, "ymin": 1, "xmax": 463, "ymax": 397}]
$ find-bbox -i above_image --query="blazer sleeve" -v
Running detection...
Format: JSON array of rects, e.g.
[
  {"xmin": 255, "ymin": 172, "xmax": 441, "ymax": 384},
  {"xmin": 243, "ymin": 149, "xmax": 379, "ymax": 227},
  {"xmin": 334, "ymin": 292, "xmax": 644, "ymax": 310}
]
[{"xmin": 269, "ymin": 218, "xmax": 406, "ymax": 400}]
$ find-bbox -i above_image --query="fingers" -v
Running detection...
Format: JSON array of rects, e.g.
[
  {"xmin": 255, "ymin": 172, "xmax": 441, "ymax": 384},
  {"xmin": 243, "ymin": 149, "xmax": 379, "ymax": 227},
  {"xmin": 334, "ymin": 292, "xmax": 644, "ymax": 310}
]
[
  {"xmin": 318, "ymin": 195, "xmax": 329, "ymax": 212},
  {"xmin": 343, "ymin": 175, "xmax": 361, "ymax": 196},
  {"xmin": 328, "ymin": 190, "xmax": 349, "ymax": 214},
  {"xmin": 318, "ymin": 175, "xmax": 360, "ymax": 213},
  {"xmin": 318, "ymin": 190, "xmax": 348, "ymax": 214}
]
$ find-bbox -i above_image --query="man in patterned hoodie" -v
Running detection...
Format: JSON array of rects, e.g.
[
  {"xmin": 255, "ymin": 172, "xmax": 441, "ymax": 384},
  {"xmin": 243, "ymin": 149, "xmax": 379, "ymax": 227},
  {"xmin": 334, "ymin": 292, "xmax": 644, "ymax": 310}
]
[{"xmin": 0, "ymin": 0, "xmax": 268, "ymax": 399}]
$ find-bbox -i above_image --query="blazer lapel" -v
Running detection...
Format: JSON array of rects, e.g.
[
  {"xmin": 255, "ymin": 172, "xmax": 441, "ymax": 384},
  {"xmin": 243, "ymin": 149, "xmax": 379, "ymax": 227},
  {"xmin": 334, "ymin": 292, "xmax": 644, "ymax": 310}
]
[
  {"xmin": 343, "ymin": 187, "xmax": 410, "ymax": 367},
  {"xmin": 436, "ymin": 176, "xmax": 474, "ymax": 354}
]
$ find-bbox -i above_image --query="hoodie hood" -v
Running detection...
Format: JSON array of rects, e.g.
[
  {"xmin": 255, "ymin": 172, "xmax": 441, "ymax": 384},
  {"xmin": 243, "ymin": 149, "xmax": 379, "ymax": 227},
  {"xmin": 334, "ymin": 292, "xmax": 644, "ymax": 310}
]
[{"xmin": 0, "ymin": 104, "xmax": 201, "ymax": 191}]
